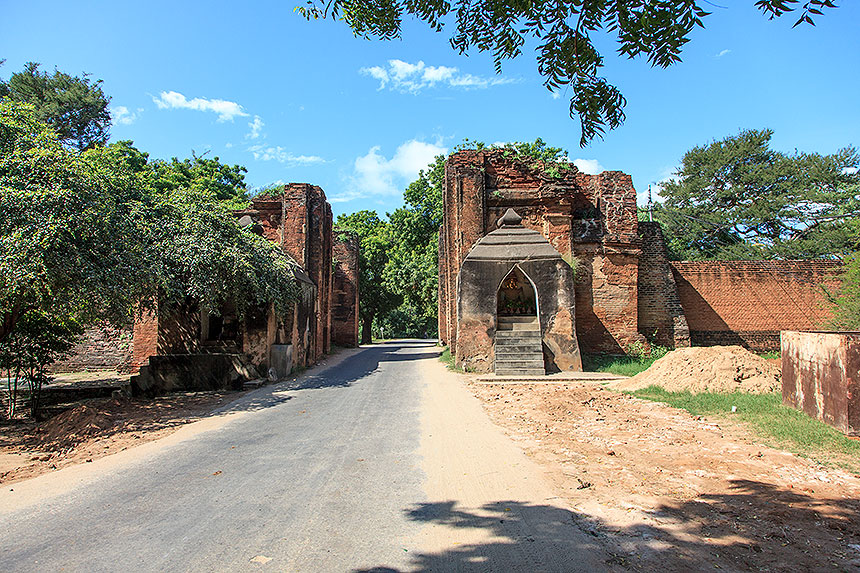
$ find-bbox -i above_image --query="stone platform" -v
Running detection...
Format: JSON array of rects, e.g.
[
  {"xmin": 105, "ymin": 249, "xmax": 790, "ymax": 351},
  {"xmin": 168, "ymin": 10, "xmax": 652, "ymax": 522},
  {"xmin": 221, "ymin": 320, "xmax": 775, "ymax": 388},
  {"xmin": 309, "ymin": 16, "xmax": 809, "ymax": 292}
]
[{"xmin": 473, "ymin": 371, "xmax": 626, "ymax": 384}]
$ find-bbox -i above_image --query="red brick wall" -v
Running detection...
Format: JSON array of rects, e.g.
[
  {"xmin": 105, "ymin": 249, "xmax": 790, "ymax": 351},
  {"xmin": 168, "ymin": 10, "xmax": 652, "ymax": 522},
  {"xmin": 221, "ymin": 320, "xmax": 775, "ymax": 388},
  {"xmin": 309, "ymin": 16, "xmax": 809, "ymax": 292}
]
[
  {"xmin": 240, "ymin": 183, "xmax": 334, "ymax": 364},
  {"xmin": 332, "ymin": 230, "xmax": 360, "ymax": 347},
  {"xmin": 672, "ymin": 260, "xmax": 842, "ymax": 351},
  {"xmin": 438, "ymin": 150, "xmax": 643, "ymax": 356},
  {"xmin": 131, "ymin": 308, "xmax": 159, "ymax": 372},
  {"xmin": 49, "ymin": 324, "xmax": 134, "ymax": 373},
  {"xmin": 637, "ymin": 222, "xmax": 690, "ymax": 348}
]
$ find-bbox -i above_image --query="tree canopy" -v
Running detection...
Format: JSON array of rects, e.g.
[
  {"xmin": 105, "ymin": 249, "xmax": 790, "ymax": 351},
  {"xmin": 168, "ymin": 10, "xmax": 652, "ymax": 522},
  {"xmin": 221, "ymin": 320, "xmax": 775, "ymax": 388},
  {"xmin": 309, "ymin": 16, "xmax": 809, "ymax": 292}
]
[
  {"xmin": 0, "ymin": 101, "xmax": 149, "ymax": 344},
  {"xmin": 299, "ymin": 0, "xmax": 838, "ymax": 146},
  {"xmin": 0, "ymin": 62, "xmax": 111, "ymax": 151},
  {"xmin": 1, "ymin": 101, "xmax": 301, "ymax": 418},
  {"xmin": 654, "ymin": 129, "xmax": 859, "ymax": 261}
]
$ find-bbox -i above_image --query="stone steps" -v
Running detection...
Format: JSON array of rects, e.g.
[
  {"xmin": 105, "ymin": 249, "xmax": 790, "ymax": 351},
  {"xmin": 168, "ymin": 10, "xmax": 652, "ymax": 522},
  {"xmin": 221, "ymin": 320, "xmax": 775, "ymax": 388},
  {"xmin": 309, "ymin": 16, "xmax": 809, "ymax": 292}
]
[{"xmin": 494, "ymin": 329, "xmax": 545, "ymax": 376}]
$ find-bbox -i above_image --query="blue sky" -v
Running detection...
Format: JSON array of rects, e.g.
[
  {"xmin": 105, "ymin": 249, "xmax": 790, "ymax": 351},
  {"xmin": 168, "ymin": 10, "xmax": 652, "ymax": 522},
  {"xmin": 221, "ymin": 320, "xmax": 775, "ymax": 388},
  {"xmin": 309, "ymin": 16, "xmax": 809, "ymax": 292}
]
[{"xmin": 2, "ymin": 0, "xmax": 858, "ymax": 218}]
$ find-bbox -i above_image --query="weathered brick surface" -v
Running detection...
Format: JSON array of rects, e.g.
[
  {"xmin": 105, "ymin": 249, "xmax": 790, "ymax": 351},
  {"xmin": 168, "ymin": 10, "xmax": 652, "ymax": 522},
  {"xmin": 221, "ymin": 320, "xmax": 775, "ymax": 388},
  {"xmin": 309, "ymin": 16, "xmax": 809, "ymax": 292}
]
[
  {"xmin": 126, "ymin": 183, "xmax": 342, "ymax": 376},
  {"xmin": 439, "ymin": 150, "xmax": 643, "ymax": 357},
  {"xmin": 131, "ymin": 308, "xmax": 159, "ymax": 372},
  {"xmin": 332, "ymin": 229, "xmax": 360, "ymax": 347},
  {"xmin": 49, "ymin": 324, "xmax": 134, "ymax": 373},
  {"xmin": 238, "ymin": 184, "xmax": 334, "ymax": 366},
  {"xmin": 637, "ymin": 222, "xmax": 691, "ymax": 348},
  {"xmin": 672, "ymin": 260, "xmax": 841, "ymax": 352}
]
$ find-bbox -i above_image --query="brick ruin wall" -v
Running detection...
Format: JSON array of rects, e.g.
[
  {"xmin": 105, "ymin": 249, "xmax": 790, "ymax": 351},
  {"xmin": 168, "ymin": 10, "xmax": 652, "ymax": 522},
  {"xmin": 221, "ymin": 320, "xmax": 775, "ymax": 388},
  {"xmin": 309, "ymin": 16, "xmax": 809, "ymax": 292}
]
[
  {"xmin": 637, "ymin": 222, "xmax": 691, "ymax": 348},
  {"xmin": 439, "ymin": 150, "xmax": 644, "ymax": 356},
  {"xmin": 670, "ymin": 260, "xmax": 842, "ymax": 352},
  {"xmin": 439, "ymin": 150, "xmax": 844, "ymax": 358},
  {"xmin": 125, "ymin": 183, "xmax": 357, "ymax": 373},
  {"xmin": 332, "ymin": 230, "xmax": 360, "ymax": 347},
  {"xmin": 49, "ymin": 323, "xmax": 134, "ymax": 373}
]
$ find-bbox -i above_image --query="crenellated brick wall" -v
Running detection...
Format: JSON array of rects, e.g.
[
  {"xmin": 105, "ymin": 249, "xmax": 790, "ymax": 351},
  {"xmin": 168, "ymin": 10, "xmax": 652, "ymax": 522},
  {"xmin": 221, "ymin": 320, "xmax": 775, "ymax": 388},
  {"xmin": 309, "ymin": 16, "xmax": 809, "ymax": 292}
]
[{"xmin": 671, "ymin": 260, "xmax": 842, "ymax": 351}]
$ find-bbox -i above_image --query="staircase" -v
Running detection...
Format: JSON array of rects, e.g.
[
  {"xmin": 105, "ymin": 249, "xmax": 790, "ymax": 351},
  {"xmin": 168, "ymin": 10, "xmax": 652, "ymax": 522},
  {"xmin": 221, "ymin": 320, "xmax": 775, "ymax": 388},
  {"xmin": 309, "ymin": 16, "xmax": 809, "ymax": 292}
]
[{"xmin": 494, "ymin": 317, "xmax": 545, "ymax": 376}]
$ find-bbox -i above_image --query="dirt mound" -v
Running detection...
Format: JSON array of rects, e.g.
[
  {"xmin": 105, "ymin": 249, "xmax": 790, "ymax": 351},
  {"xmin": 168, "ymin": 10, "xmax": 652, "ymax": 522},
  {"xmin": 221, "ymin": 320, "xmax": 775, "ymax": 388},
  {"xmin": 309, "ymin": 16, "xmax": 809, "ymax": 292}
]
[
  {"xmin": 36, "ymin": 398, "xmax": 128, "ymax": 450},
  {"xmin": 613, "ymin": 346, "xmax": 780, "ymax": 394}
]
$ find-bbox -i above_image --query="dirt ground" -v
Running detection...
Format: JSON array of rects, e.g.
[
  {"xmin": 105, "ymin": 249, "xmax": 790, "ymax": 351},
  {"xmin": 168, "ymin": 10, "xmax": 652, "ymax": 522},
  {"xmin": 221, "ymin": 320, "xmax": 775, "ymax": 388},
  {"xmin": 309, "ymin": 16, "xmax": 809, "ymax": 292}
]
[
  {"xmin": 467, "ymin": 380, "xmax": 860, "ymax": 571},
  {"xmin": 0, "ymin": 391, "xmax": 243, "ymax": 485}
]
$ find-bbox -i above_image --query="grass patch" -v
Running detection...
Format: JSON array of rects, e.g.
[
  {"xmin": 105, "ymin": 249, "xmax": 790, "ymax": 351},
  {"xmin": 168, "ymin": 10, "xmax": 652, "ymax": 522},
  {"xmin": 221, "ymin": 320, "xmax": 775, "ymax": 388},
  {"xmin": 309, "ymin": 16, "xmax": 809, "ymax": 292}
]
[
  {"xmin": 758, "ymin": 350, "xmax": 780, "ymax": 360},
  {"xmin": 439, "ymin": 346, "xmax": 463, "ymax": 372},
  {"xmin": 582, "ymin": 354, "xmax": 659, "ymax": 377},
  {"xmin": 631, "ymin": 386, "xmax": 860, "ymax": 472}
]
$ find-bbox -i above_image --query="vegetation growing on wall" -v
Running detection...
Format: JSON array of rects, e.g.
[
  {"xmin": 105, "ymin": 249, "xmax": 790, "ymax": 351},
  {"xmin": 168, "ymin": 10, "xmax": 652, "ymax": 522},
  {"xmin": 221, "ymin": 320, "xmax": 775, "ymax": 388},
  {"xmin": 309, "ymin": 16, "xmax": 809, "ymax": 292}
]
[{"xmin": 0, "ymin": 89, "xmax": 300, "ymax": 417}]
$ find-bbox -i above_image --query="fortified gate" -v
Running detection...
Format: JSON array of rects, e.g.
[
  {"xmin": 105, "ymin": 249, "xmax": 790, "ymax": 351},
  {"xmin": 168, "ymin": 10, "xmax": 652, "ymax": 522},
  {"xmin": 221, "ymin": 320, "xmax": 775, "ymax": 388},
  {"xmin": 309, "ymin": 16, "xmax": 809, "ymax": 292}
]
[{"xmin": 438, "ymin": 149, "xmax": 841, "ymax": 374}]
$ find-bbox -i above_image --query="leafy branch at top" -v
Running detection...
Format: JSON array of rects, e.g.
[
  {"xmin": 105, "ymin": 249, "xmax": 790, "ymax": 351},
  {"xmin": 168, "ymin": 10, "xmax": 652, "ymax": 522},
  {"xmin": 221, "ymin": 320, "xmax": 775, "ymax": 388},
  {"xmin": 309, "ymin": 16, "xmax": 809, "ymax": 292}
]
[{"xmin": 297, "ymin": 0, "xmax": 835, "ymax": 147}]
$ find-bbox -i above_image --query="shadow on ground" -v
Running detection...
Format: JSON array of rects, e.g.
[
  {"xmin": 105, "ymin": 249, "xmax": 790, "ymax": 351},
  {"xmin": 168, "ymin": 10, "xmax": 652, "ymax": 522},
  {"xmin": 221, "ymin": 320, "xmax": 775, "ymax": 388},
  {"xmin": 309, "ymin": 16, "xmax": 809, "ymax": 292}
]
[
  {"xmin": 354, "ymin": 480, "xmax": 860, "ymax": 572},
  {"xmin": 218, "ymin": 340, "xmax": 440, "ymax": 414}
]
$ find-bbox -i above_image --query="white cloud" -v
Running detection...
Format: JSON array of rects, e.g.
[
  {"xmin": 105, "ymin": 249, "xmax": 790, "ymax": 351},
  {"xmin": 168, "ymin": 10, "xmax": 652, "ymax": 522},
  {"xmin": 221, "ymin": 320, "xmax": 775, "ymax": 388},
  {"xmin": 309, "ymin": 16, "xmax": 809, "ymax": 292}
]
[
  {"xmin": 152, "ymin": 90, "xmax": 249, "ymax": 122},
  {"xmin": 360, "ymin": 60, "xmax": 514, "ymax": 94},
  {"xmin": 842, "ymin": 167, "xmax": 858, "ymax": 175},
  {"xmin": 337, "ymin": 139, "xmax": 448, "ymax": 202},
  {"xmin": 248, "ymin": 144, "xmax": 325, "ymax": 166},
  {"xmin": 551, "ymin": 91, "xmax": 562, "ymax": 100},
  {"xmin": 572, "ymin": 159, "xmax": 604, "ymax": 175},
  {"xmin": 246, "ymin": 115, "xmax": 264, "ymax": 139},
  {"xmin": 112, "ymin": 105, "xmax": 142, "ymax": 125},
  {"xmin": 716, "ymin": 49, "xmax": 731, "ymax": 58}
]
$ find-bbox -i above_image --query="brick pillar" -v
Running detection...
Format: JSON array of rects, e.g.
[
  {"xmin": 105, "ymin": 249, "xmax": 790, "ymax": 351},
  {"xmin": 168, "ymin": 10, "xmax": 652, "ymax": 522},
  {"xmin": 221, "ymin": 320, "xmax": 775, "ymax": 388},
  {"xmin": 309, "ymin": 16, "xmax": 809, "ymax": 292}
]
[
  {"xmin": 445, "ymin": 153, "xmax": 486, "ymax": 359},
  {"xmin": 332, "ymin": 230, "xmax": 360, "ymax": 347},
  {"xmin": 131, "ymin": 304, "xmax": 159, "ymax": 373}
]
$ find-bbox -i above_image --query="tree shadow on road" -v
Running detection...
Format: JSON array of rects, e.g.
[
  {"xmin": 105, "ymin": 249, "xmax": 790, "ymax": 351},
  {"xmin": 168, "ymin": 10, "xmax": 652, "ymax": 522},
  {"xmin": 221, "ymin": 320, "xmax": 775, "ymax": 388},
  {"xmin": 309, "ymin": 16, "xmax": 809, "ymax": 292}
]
[
  {"xmin": 217, "ymin": 340, "xmax": 441, "ymax": 414},
  {"xmin": 353, "ymin": 480, "xmax": 860, "ymax": 572},
  {"xmin": 283, "ymin": 340, "xmax": 440, "ymax": 391}
]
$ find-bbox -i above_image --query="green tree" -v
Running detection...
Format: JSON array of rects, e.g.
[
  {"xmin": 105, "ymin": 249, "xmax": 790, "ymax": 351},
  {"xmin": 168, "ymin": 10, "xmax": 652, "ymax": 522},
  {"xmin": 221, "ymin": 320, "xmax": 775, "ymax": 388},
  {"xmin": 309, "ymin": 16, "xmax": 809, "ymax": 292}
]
[
  {"xmin": 655, "ymin": 129, "xmax": 859, "ymax": 260},
  {"xmin": 298, "ymin": 0, "xmax": 837, "ymax": 146},
  {"xmin": 0, "ymin": 101, "xmax": 149, "ymax": 344},
  {"xmin": 335, "ymin": 211, "xmax": 401, "ymax": 344},
  {"xmin": 0, "ymin": 62, "xmax": 111, "ymax": 151},
  {"xmin": 1, "ymin": 104, "xmax": 299, "ymax": 416},
  {"xmin": 151, "ymin": 154, "xmax": 249, "ymax": 209},
  {"xmin": 384, "ymin": 155, "xmax": 445, "ymax": 336}
]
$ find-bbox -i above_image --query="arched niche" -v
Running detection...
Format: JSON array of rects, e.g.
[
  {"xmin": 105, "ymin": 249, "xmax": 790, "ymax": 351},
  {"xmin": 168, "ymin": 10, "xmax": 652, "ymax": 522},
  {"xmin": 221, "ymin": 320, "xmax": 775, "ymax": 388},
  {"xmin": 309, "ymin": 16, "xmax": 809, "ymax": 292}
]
[{"xmin": 496, "ymin": 266, "xmax": 539, "ymax": 329}]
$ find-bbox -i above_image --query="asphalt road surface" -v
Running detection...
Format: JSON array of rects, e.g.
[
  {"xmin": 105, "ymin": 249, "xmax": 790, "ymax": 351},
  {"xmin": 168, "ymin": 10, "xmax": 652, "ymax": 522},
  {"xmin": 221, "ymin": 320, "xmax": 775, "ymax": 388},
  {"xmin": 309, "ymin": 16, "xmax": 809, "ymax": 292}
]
[{"xmin": 0, "ymin": 340, "xmax": 610, "ymax": 572}]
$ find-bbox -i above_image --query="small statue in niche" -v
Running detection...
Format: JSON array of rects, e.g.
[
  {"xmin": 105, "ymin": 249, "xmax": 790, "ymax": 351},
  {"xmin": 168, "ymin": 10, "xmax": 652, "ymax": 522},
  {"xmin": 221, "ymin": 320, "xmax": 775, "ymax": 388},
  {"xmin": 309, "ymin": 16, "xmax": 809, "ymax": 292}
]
[{"xmin": 499, "ymin": 273, "xmax": 528, "ymax": 315}]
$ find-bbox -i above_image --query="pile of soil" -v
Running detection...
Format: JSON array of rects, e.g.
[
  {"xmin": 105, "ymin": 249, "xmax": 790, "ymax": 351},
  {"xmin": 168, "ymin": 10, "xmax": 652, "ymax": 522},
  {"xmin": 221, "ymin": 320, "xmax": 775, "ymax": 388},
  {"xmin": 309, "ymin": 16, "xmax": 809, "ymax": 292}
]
[
  {"xmin": 613, "ymin": 345, "xmax": 780, "ymax": 394},
  {"xmin": 1, "ymin": 391, "xmax": 241, "ymax": 484},
  {"xmin": 35, "ymin": 399, "xmax": 128, "ymax": 450}
]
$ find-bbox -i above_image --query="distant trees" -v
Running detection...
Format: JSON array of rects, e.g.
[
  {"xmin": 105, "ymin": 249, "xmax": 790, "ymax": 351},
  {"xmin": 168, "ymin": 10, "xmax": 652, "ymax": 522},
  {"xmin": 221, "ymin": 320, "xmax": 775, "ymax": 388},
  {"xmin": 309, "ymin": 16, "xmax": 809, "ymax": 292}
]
[
  {"xmin": 655, "ymin": 129, "xmax": 859, "ymax": 261},
  {"xmin": 0, "ymin": 62, "xmax": 111, "ymax": 151}
]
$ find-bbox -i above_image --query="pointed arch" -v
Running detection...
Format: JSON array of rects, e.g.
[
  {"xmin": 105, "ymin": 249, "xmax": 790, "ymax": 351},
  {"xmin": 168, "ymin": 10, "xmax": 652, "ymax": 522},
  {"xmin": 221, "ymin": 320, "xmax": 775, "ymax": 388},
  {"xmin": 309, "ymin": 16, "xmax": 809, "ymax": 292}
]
[{"xmin": 496, "ymin": 264, "xmax": 539, "ymax": 322}]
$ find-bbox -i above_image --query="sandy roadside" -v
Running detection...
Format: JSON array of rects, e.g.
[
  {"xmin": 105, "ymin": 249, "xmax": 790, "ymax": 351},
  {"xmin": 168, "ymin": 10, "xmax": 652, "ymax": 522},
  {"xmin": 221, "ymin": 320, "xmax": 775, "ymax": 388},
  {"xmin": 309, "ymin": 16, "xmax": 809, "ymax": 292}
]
[{"xmin": 408, "ymin": 355, "xmax": 621, "ymax": 571}]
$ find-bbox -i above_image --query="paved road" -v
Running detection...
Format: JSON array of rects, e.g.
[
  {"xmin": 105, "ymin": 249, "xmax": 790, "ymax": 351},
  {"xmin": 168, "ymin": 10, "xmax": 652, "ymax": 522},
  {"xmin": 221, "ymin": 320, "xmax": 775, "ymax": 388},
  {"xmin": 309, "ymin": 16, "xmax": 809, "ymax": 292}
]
[{"xmin": 0, "ymin": 340, "xmax": 610, "ymax": 572}]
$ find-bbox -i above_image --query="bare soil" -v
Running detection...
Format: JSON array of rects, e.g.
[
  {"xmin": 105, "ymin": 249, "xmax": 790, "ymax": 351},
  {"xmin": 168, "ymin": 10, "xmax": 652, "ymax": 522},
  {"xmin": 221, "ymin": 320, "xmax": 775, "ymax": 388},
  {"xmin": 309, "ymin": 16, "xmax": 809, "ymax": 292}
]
[
  {"xmin": 467, "ymin": 380, "xmax": 860, "ymax": 571},
  {"xmin": 614, "ymin": 346, "xmax": 781, "ymax": 394},
  {"xmin": 0, "ymin": 391, "xmax": 243, "ymax": 485}
]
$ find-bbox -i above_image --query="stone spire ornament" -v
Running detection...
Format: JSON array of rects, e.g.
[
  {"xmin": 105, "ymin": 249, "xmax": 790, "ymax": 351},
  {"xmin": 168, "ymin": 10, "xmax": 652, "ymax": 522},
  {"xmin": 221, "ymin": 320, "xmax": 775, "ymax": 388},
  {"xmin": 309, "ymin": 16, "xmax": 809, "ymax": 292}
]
[{"xmin": 497, "ymin": 208, "xmax": 523, "ymax": 228}]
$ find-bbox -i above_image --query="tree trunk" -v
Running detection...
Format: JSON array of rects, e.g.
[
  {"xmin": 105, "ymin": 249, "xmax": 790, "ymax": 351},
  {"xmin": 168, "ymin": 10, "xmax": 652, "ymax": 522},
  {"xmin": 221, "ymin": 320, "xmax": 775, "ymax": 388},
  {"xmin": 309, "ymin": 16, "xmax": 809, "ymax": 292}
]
[{"xmin": 361, "ymin": 314, "xmax": 373, "ymax": 345}]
